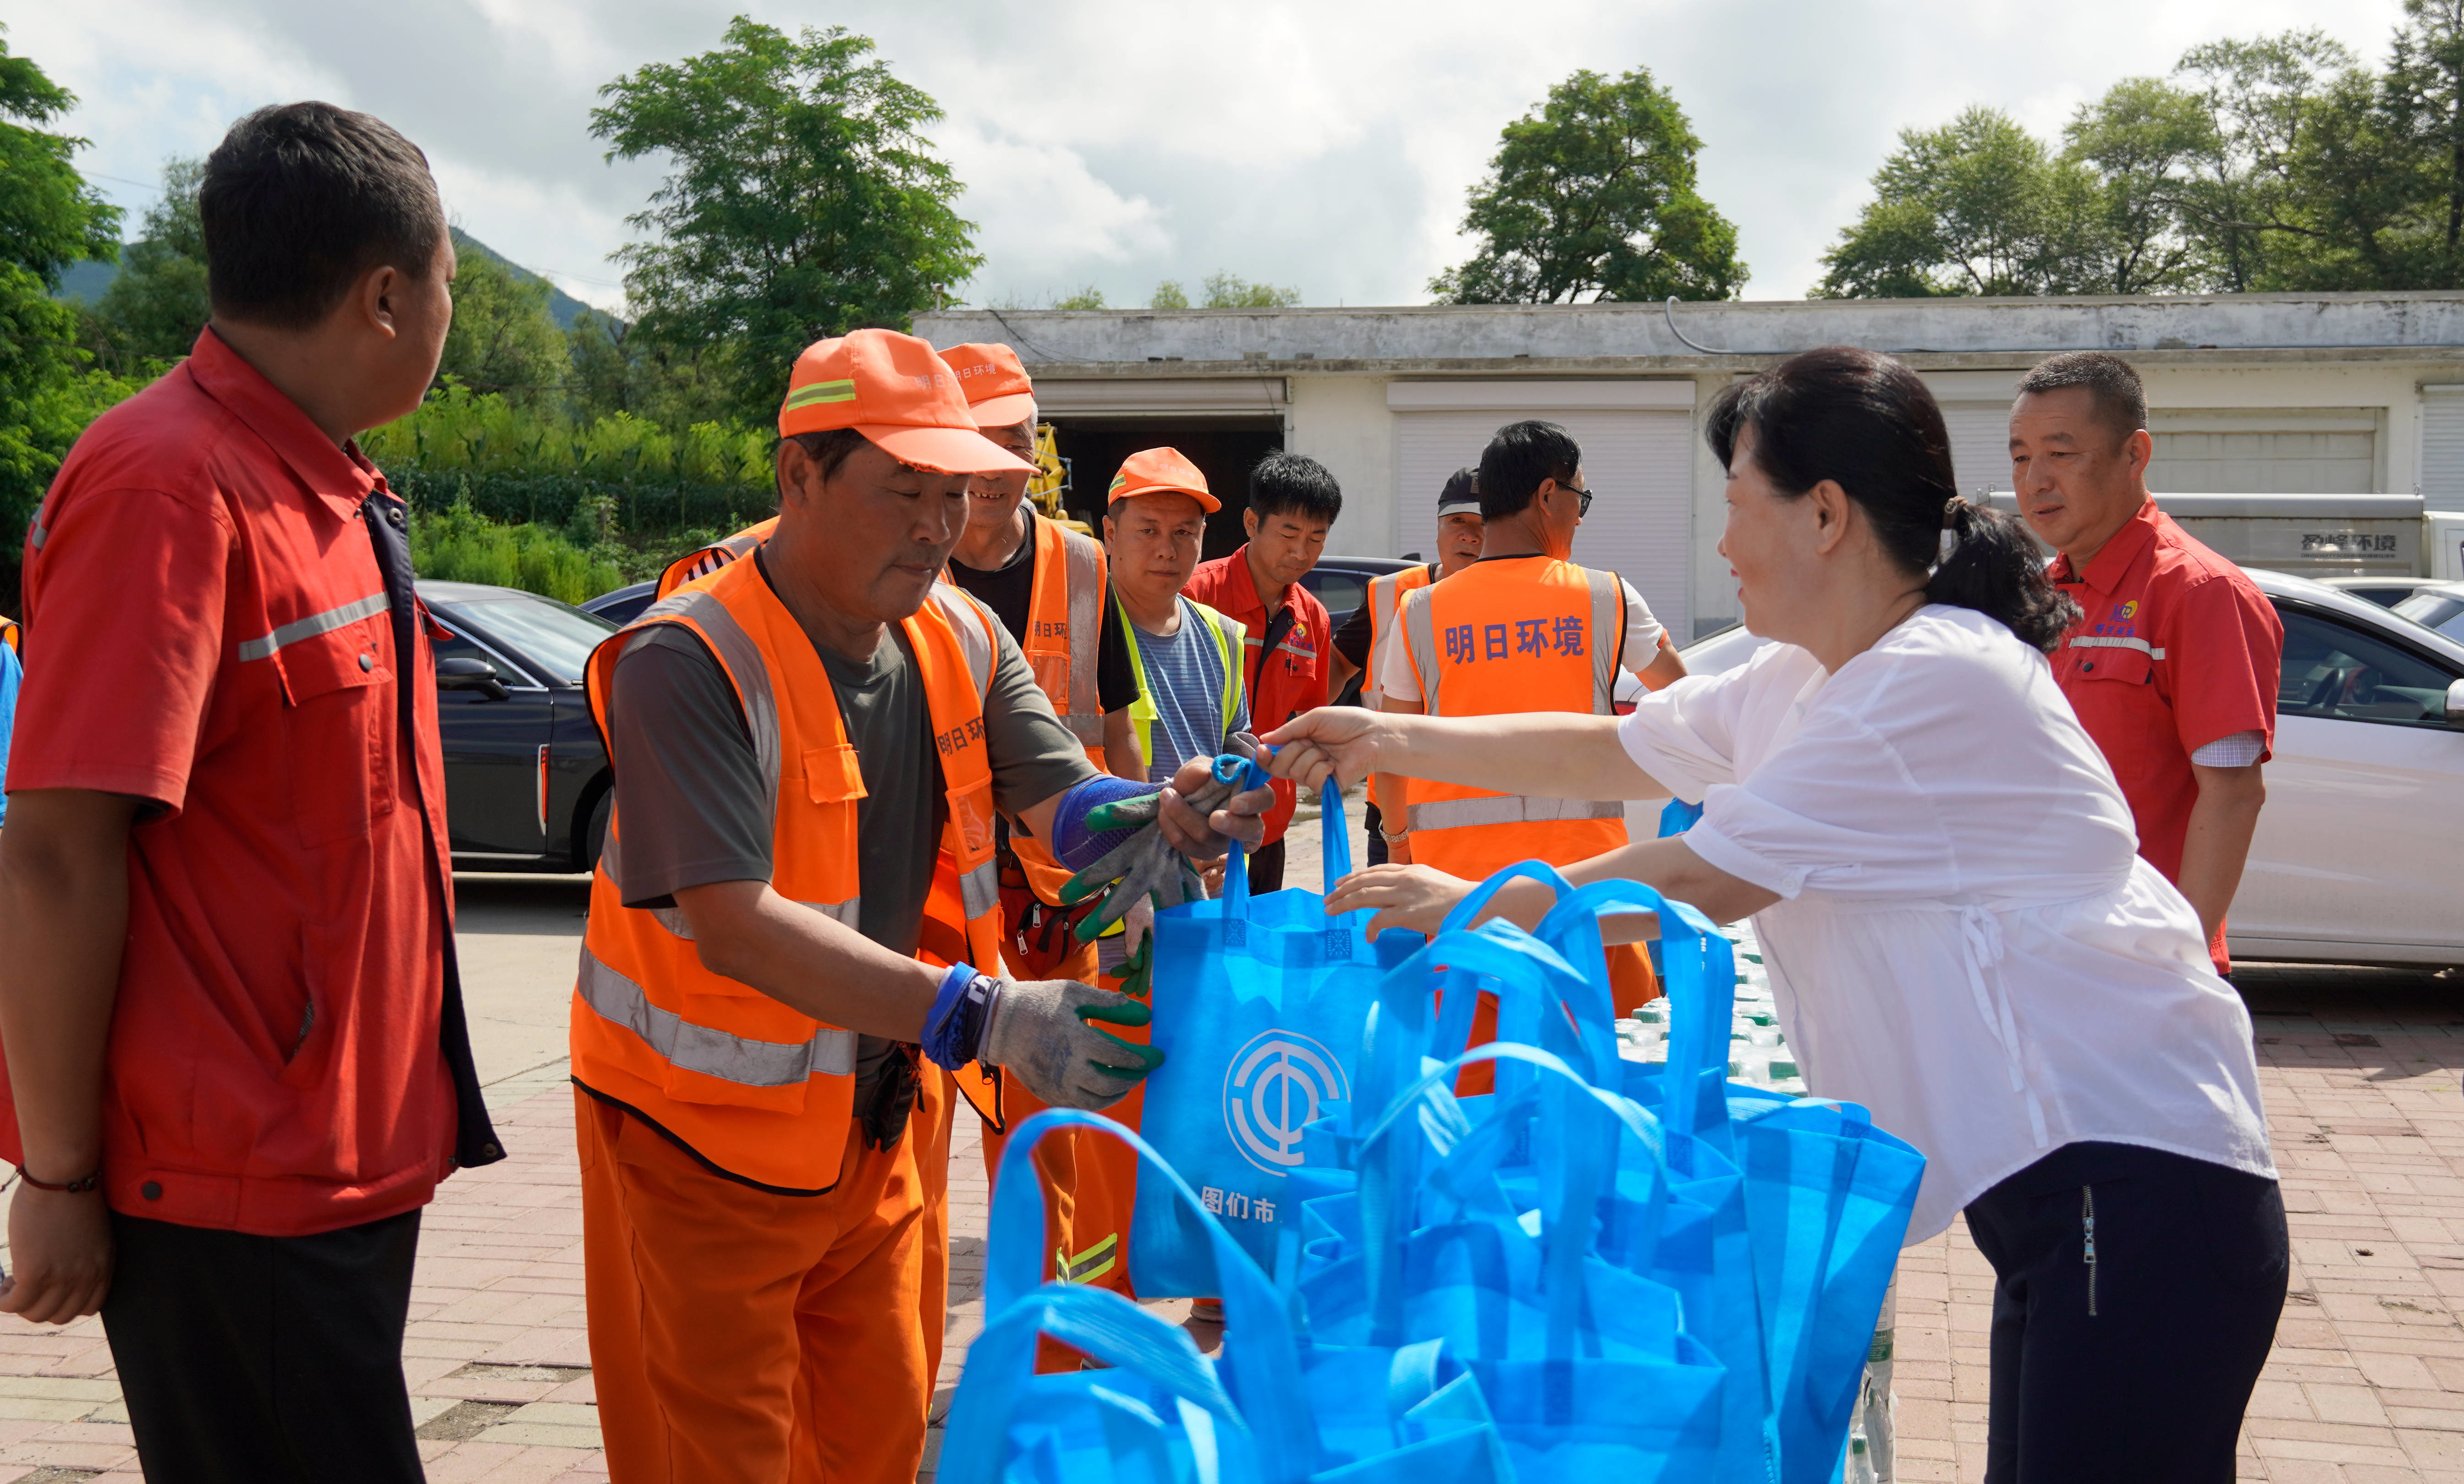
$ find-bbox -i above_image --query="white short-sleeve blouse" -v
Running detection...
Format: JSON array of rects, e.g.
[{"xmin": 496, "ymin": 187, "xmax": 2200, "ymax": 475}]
[{"xmin": 1618, "ymin": 605, "xmax": 2273, "ymax": 1242}]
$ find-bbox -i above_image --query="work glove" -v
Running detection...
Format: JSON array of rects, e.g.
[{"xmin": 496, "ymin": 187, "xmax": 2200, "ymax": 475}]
[
  {"xmin": 1057, "ymin": 735, "xmax": 1266, "ymax": 940},
  {"xmin": 981, "ymin": 976, "xmax": 1166, "ymax": 1112}
]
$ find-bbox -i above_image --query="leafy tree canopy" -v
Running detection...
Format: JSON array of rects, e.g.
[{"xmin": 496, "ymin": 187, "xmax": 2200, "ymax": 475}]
[
  {"xmin": 1200, "ymin": 273, "xmax": 1299, "ymax": 308},
  {"xmin": 590, "ymin": 16, "xmax": 979, "ymax": 425},
  {"xmin": 1150, "ymin": 280, "xmax": 1189, "ymax": 309},
  {"xmin": 82, "ymin": 156, "xmax": 208, "ymax": 371},
  {"xmin": 1430, "ymin": 66, "xmax": 1743, "ymax": 304},
  {"xmin": 437, "ymin": 247, "xmax": 568, "ymax": 400},
  {"xmin": 1821, "ymin": 4, "xmax": 2464, "ymax": 296}
]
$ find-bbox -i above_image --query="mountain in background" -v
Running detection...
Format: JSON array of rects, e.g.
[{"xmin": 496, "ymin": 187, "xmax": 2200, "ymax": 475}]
[{"xmin": 52, "ymin": 227, "xmax": 606, "ymax": 330}]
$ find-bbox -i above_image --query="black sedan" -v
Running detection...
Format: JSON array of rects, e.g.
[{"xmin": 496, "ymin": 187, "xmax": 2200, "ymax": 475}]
[{"xmin": 420, "ymin": 580, "xmax": 617, "ymax": 873}]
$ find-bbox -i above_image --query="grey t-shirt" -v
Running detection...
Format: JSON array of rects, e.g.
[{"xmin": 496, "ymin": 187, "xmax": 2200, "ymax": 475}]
[{"xmin": 602, "ymin": 564, "xmax": 1100, "ymax": 1079}]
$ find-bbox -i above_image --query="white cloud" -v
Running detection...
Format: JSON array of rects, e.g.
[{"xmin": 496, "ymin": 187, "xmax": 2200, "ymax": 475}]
[{"xmin": 14, "ymin": 0, "xmax": 2414, "ymax": 310}]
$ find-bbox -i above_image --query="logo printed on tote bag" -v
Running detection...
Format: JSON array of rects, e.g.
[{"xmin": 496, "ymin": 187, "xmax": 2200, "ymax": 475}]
[{"xmin": 1223, "ymin": 1030, "xmax": 1349, "ymax": 1174}]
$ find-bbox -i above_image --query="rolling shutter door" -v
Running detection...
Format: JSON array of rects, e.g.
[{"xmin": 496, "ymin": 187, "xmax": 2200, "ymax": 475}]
[
  {"xmin": 1392, "ymin": 408, "xmax": 1693, "ymax": 639},
  {"xmin": 2146, "ymin": 409, "xmax": 2376, "ymax": 494},
  {"xmin": 1938, "ymin": 403, "xmax": 2014, "ymax": 500},
  {"xmin": 2422, "ymin": 386, "xmax": 2464, "ymax": 503}
]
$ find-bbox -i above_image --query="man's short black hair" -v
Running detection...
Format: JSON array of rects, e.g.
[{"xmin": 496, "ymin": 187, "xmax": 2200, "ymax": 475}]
[
  {"xmin": 1478, "ymin": 420, "xmax": 1581, "ymax": 519},
  {"xmin": 1246, "ymin": 451, "xmax": 1342, "ymax": 525},
  {"xmin": 201, "ymin": 102, "xmax": 446, "ymax": 330},
  {"xmin": 2016, "ymin": 351, "xmax": 2147, "ymax": 448}
]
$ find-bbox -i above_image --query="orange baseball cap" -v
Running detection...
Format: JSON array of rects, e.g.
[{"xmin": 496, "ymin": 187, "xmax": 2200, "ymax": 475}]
[
  {"xmin": 777, "ymin": 329, "xmax": 1033, "ymax": 476},
  {"xmin": 1107, "ymin": 447, "xmax": 1220, "ymax": 513},
  {"xmin": 938, "ymin": 342, "xmax": 1038, "ymax": 429}
]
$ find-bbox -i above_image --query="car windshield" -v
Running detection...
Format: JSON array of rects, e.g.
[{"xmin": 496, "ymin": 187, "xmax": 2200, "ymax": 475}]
[
  {"xmin": 2392, "ymin": 592, "xmax": 2464, "ymax": 644},
  {"xmin": 454, "ymin": 594, "xmax": 617, "ymax": 684},
  {"xmin": 1304, "ymin": 567, "xmax": 1369, "ymax": 617}
]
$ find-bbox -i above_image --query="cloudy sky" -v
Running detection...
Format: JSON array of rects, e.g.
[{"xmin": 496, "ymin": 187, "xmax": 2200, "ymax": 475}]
[{"xmin": 15, "ymin": 0, "xmax": 2413, "ymax": 314}]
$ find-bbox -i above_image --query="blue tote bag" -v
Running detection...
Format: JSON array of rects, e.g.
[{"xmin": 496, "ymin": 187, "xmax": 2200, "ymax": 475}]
[
  {"xmin": 1299, "ymin": 1037, "xmax": 1726, "ymax": 1483},
  {"xmin": 1538, "ymin": 880, "xmax": 1924, "ymax": 1484},
  {"xmin": 1135, "ymin": 783, "xmax": 1402, "ymax": 1292},
  {"xmin": 947, "ymin": 1109, "xmax": 1517, "ymax": 1484}
]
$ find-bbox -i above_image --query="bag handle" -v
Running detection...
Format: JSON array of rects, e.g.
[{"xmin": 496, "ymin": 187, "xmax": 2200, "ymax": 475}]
[
  {"xmin": 987, "ymin": 1109, "xmax": 1316, "ymax": 1480},
  {"xmin": 1357, "ymin": 923, "xmax": 1595, "ymax": 1122},
  {"xmin": 1437, "ymin": 859, "xmax": 1574, "ymax": 935},
  {"xmin": 1536, "ymin": 880, "xmax": 1736, "ymax": 1148},
  {"xmin": 1352, "ymin": 1040, "xmax": 1670, "ymax": 1359},
  {"xmin": 938, "ymin": 1284, "xmax": 1262, "ymax": 1484}
]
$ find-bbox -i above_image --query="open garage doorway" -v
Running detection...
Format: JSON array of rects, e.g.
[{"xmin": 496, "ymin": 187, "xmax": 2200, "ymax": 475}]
[{"xmin": 1044, "ymin": 418, "xmax": 1285, "ymax": 562}]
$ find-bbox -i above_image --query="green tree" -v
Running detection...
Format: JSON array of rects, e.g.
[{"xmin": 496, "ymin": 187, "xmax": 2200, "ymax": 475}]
[
  {"xmin": 1150, "ymin": 280, "xmax": 1189, "ymax": 309},
  {"xmin": 1199, "ymin": 272, "xmax": 1299, "ymax": 308},
  {"xmin": 591, "ymin": 16, "xmax": 980, "ymax": 426},
  {"xmin": 1818, "ymin": 108, "xmax": 2056, "ymax": 296},
  {"xmin": 82, "ymin": 156, "xmax": 208, "ymax": 371},
  {"xmin": 1051, "ymin": 285, "xmax": 1106, "ymax": 310},
  {"xmin": 436, "ymin": 247, "xmax": 567, "ymax": 399},
  {"xmin": 0, "ymin": 26, "xmax": 124, "ymax": 609},
  {"xmin": 1429, "ymin": 66, "xmax": 1742, "ymax": 303},
  {"xmin": 2056, "ymin": 79, "xmax": 2215, "ymax": 293},
  {"xmin": 2174, "ymin": 31, "xmax": 2354, "ymax": 290}
]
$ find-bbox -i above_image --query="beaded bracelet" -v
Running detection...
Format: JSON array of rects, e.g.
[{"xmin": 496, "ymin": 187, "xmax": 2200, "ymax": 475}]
[{"xmin": 14, "ymin": 1166, "xmax": 102, "ymax": 1194}]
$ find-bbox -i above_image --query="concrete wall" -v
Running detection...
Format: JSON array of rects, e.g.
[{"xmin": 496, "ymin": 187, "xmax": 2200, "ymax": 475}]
[{"xmin": 915, "ymin": 296, "xmax": 2464, "ymax": 639}]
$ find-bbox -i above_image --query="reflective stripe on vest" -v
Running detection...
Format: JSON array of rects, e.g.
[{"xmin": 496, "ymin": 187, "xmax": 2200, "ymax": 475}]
[
  {"xmin": 1362, "ymin": 566, "xmax": 1432, "ymax": 709},
  {"xmin": 1399, "ymin": 560, "xmax": 1629, "ymax": 850},
  {"xmin": 1013, "ymin": 518, "xmax": 1107, "ymax": 752},
  {"xmin": 656, "ymin": 517, "xmax": 778, "ymax": 599},
  {"xmin": 575, "ymin": 550, "xmax": 1008, "ymax": 1190},
  {"xmin": 577, "ymin": 945, "xmax": 857, "ymax": 1083},
  {"xmin": 1116, "ymin": 594, "xmax": 1245, "ymax": 772}
]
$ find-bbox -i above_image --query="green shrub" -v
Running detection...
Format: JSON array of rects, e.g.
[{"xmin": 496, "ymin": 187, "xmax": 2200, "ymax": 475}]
[{"xmin": 411, "ymin": 500, "xmax": 627, "ymax": 605}]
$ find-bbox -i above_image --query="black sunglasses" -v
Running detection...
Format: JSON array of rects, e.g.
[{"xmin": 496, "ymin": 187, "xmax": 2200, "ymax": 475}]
[{"xmin": 1557, "ymin": 481, "xmax": 1592, "ymax": 517}]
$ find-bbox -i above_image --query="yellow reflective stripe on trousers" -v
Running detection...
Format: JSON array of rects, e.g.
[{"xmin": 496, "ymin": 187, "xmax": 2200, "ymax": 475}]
[
  {"xmin": 1406, "ymin": 795, "xmax": 1626, "ymax": 831},
  {"xmin": 236, "ymin": 592, "xmax": 391, "ymax": 661},
  {"xmin": 576, "ymin": 945, "xmax": 856, "ymax": 1084},
  {"xmin": 1058, "ymin": 1231, "xmax": 1119, "ymax": 1283},
  {"xmin": 1062, "ymin": 529, "xmax": 1105, "ymax": 744}
]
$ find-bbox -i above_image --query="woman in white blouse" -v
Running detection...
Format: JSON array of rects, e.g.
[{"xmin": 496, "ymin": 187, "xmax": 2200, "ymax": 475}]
[{"xmin": 1263, "ymin": 346, "xmax": 2284, "ymax": 1484}]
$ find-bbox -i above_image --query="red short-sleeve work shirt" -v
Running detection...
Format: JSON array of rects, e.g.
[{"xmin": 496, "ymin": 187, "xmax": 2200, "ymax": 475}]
[
  {"xmin": 2046, "ymin": 500, "xmax": 2282, "ymax": 968},
  {"xmin": 6, "ymin": 329, "xmax": 468, "ymax": 1237},
  {"xmin": 1183, "ymin": 547, "xmax": 1333, "ymax": 845}
]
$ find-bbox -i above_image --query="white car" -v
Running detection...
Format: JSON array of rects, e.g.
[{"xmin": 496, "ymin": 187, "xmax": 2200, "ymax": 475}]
[{"xmin": 1662, "ymin": 572, "xmax": 2464, "ymax": 968}]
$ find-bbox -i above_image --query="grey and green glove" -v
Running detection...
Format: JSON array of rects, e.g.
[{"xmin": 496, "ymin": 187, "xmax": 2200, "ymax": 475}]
[{"xmin": 980, "ymin": 976, "xmax": 1165, "ymax": 1112}]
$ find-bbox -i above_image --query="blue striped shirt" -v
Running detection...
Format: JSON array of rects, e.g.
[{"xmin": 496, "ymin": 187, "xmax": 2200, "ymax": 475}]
[{"xmin": 1134, "ymin": 597, "xmax": 1248, "ymax": 785}]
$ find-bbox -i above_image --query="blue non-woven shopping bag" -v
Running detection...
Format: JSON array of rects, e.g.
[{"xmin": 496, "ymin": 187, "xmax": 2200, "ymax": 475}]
[
  {"xmin": 1300, "ymin": 1037, "xmax": 1727, "ymax": 1483},
  {"xmin": 944, "ymin": 1109, "xmax": 1516, "ymax": 1484},
  {"xmin": 1536, "ymin": 879, "xmax": 1925, "ymax": 1484},
  {"xmin": 1135, "ymin": 784, "xmax": 1402, "ymax": 1292}
]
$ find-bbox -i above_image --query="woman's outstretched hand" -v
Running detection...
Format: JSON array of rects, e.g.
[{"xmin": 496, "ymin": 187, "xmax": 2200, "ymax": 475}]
[
  {"xmin": 1260, "ymin": 707, "xmax": 1385, "ymax": 793},
  {"xmin": 1323, "ymin": 863, "xmax": 1473, "ymax": 940}
]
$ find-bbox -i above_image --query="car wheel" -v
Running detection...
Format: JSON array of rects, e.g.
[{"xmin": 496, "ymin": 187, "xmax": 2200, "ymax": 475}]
[{"xmin": 581, "ymin": 787, "xmax": 612, "ymax": 874}]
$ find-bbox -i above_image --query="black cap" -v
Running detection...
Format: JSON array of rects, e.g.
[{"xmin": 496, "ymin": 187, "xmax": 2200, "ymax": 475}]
[{"xmin": 1437, "ymin": 467, "xmax": 1480, "ymax": 516}]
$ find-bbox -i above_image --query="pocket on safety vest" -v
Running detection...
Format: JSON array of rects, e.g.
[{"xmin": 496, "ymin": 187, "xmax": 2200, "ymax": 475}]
[
  {"xmin": 804, "ymin": 744, "xmax": 867, "ymax": 804},
  {"xmin": 946, "ymin": 780, "xmax": 996, "ymax": 861}
]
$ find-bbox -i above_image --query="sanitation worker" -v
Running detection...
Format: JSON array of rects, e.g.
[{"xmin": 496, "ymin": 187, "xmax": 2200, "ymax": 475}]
[
  {"xmin": 1333, "ymin": 465, "xmax": 1486, "ymax": 864},
  {"xmin": 1378, "ymin": 419, "xmax": 1686, "ymax": 1014},
  {"xmin": 572, "ymin": 328, "xmax": 1269, "ymax": 1483}
]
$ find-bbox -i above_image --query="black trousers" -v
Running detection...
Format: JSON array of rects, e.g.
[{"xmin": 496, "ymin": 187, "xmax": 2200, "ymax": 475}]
[
  {"xmin": 1364, "ymin": 799, "xmax": 1388, "ymax": 866},
  {"xmin": 1964, "ymin": 1142, "xmax": 2286, "ymax": 1484},
  {"xmin": 102, "ymin": 1209, "xmax": 425, "ymax": 1484},
  {"xmin": 1248, "ymin": 836, "xmax": 1287, "ymax": 893}
]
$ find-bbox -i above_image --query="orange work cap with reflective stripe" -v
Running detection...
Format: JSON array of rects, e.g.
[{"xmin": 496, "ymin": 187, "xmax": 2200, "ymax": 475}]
[
  {"xmin": 778, "ymin": 329, "xmax": 1034, "ymax": 477},
  {"xmin": 938, "ymin": 343, "xmax": 1038, "ymax": 429},
  {"xmin": 1106, "ymin": 447, "xmax": 1220, "ymax": 513}
]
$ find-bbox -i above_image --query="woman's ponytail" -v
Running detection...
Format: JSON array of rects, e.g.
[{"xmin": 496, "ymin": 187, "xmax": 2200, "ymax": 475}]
[
  {"xmin": 1706, "ymin": 347, "xmax": 2081, "ymax": 653},
  {"xmin": 1927, "ymin": 498, "xmax": 2079, "ymax": 653}
]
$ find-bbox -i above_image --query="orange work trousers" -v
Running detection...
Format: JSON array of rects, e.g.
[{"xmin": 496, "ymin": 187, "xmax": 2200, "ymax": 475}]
[
  {"xmin": 979, "ymin": 934, "xmax": 1144, "ymax": 1298},
  {"xmin": 578, "ymin": 1090, "xmax": 931, "ymax": 1484}
]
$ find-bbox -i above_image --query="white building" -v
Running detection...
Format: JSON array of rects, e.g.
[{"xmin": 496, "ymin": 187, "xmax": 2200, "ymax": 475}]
[{"xmin": 916, "ymin": 292, "xmax": 2464, "ymax": 641}]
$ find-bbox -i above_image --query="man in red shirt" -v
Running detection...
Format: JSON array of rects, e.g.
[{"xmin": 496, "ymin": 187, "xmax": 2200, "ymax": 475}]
[
  {"xmin": 1182, "ymin": 452, "xmax": 1341, "ymax": 891},
  {"xmin": 2012, "ymin": 352, "xmax": 2282, "ymax": 975},
  {"xmin": 0, "ymin": 104, "xmax": 494, "ymax": 1481}
]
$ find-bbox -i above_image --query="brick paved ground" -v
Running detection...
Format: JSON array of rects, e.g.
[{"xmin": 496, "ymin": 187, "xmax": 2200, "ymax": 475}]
[{"xmin": 0, "ymin": 831, "xmax": 2453, "ymax": 1479}]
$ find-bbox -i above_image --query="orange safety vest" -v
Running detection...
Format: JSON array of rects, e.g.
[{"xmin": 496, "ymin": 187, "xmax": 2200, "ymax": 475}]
[
  {"xmin": 657, "ymin": 517, "xmax": 778, "ymax": 598},
  {"xmin": 988, "ymin": 516, "xmax": 1109, "ymax": 906},
  {"xmin": 573, "ymin": 554, "xmax": 1006, "ymax": 1193},
  {"xmin": 1398, "ymin": 557, "xmax": 1630, "ymax": 877},
  {"xmin": 1360, "ymin": 564, "xmax": 1434, "ymax": 815}
]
